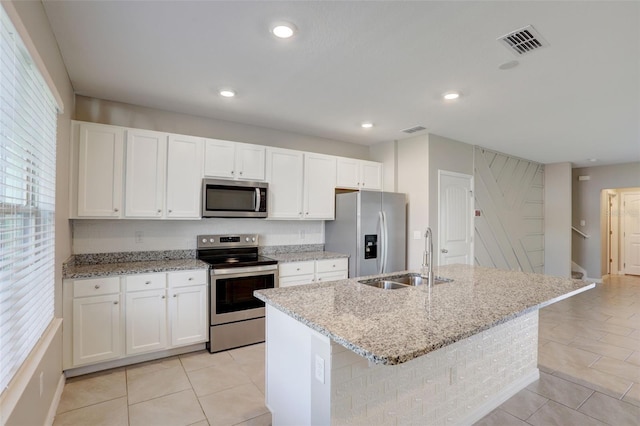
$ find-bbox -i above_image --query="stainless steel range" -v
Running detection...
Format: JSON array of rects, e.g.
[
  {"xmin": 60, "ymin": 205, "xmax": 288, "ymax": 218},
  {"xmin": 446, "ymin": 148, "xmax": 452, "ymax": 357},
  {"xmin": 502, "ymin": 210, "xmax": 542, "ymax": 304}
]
[{"xmin": 197, "ymin": 234, "xmax": 278, "ymax": 353}]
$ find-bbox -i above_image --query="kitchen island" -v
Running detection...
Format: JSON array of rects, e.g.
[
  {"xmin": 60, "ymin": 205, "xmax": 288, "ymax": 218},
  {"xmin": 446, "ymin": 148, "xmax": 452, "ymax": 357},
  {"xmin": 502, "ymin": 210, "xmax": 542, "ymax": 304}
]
[{"xmin": 254, "ymin": 264, "xmax": 594, "ymax": 425}]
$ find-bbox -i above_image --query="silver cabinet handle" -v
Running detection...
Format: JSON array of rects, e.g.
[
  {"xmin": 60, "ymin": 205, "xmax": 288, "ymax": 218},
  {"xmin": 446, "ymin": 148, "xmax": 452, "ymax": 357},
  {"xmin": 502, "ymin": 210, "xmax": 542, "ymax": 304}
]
[
  {"xmin": 94, "ymin": 285, "xmax": 100, "ymax": 289},
  {"xmin": 168, "ymin": 209, "xmax": 172, "ymax": 213},
  {"xmin": 239, "ymin": 171, "xmax": 243, "ymax": 175},
  {"xmin": 114, "ymin": 208, "xmax": 119, "ymax": 212},
  {"xmin": 231, "ymin": 170, "xmax": 235, "ymax": 175},
  {"xmin": 161, "ymin": 295, "xmax": 166, "ymax": 299},
  {"xmin": 157, "ymin": 209, "xmax": 162, "ymax": 213},
  {"xmin": 113, "ymin": 301, "xmax": 118, "ymax": 305},
  {"xmin": 441, "ymin": 248, "xmax": 448, "ymax": 253},
  {"xmin": 188, "ymin": 277, "xmax": 194, "ymax": 281},
  {"xmin": 173, "ymin": 294, "xmax": 177, "ymax": 298},
  {"xmin": 145, "ymin": 281, "xmax": 151, "ymax": 285}
]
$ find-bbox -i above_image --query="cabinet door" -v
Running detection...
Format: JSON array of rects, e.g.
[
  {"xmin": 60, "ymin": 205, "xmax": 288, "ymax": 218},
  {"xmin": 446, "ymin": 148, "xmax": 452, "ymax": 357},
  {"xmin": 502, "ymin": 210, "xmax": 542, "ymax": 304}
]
[
  {"xmin": 204, "ymin": 139, "xmax": 236, "ymax": 178},
  {"xmin": 266, "ymin": 148, "xmax": 304, "ymax": 219},
  {"xmin": 77, "ymin": 123, "xmax": 124, "ymax": 217},
  {"xmin": 336, "ymin": 157, "xmax": 360, "ymax": 189},
  {"xmin": 125, "ymin": 289, "xmax": 167, "ymax": 355},
  {"xmin": 360, "ymin": 161, "xmax": 383, "ymax": 190},
  {"xmin": 125, "ymin": 129, "xmax": 167, "ymax": 218},
  {"xmin": 303, "ymin": 153, "xmax": 337, "ymax": 220},
  {"xmin": 169, "ymin": 285, "xmax": 207, "ymax": 347},
  {"xmin": 166, "ymin": 135, "xmax": 203, "ymax": 218},
  {"xmin": 236, "ymin": 143, "xmax": 266, "ymax": 181},
  {"xmin": 72, "ymin": 294, "xmax": 122, "ymax": 366}
]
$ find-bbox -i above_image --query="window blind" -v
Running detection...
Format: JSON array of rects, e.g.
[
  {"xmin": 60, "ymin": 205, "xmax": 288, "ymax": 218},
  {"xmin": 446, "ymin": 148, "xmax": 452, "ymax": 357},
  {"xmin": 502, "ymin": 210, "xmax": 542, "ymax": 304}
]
[{"xmin": 0, "ymin": 6, "xmax": 57, "ymax": 393}]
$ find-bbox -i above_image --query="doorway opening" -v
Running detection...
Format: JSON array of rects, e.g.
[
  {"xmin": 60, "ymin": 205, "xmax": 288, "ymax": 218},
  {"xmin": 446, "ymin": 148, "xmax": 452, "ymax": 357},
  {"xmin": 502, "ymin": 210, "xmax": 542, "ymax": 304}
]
[{"xmin": 601, "ymin": 187, "xmax": 640, "ymax": 276}]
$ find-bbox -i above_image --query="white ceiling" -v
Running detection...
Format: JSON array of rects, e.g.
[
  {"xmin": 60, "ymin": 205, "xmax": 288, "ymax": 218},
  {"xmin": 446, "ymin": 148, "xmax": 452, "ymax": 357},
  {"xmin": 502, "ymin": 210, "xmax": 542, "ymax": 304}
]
[{"xmin": 42, "ymin": 1, "xmax": 639, "ymax": 167}]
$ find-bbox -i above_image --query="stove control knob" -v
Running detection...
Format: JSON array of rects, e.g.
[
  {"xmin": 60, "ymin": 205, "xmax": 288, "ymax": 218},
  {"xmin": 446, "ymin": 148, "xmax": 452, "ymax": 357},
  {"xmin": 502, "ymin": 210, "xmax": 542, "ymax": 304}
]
[
  {"xmin": 252, "ymin": 237, "xmax": 256, "ymax": 242},
  {"xmin": 245, "ymin": 237, "xmax": 250, "ymax": 242},
  {"xmin": 201, "ymin": 238, "xmax": 207, "ymax": 244},
  {"xmin": 209, "ymin": 238, "xmax": 215, "ymax": 243}
]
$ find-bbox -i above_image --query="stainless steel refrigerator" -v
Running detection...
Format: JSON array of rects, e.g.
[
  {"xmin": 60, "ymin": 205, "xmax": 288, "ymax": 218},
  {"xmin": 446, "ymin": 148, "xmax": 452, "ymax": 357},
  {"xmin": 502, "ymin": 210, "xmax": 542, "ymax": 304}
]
[{"xmin": 325, "ymin": 191, "xmax": 406, "ymax": 278}]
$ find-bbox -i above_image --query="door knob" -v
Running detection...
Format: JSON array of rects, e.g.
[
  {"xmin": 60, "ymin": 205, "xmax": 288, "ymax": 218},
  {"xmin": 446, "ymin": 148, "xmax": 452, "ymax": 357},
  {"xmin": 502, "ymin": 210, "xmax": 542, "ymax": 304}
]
[{"xmin": 441, "ymin": 249, "xmax": 448, "ymax": 253}]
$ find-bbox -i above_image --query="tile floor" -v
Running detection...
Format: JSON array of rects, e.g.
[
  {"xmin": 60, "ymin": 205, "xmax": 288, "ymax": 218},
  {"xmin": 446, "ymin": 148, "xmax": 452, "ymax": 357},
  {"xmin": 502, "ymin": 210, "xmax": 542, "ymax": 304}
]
[{"xmin": 54, "ymin": 274, "xmax": 640, "ymax": 426}]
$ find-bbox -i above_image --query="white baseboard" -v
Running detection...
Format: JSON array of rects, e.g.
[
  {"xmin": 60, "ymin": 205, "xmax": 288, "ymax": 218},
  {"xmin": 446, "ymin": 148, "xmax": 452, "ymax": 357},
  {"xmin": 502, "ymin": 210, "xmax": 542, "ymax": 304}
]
[
  {"xmin": 460, "ymin": 368, "xmax": 540, "ymax": 425},
  {"xmin": 45, "ymin": 373, "xmax": 66, "ymax": 426}
]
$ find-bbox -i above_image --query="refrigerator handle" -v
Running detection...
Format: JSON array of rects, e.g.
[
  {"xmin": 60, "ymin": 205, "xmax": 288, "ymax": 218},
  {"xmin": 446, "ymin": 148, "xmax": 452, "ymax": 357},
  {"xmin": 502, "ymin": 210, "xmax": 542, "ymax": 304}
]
[
  {"xmin": 383, "ymin": 211, "xmax": 389, "ymax": 273},
  {"xmin": 378, "ymin": 211, "xmax": 384, "ymax": 274},
  {"xmin": 380, "ymin": 211, "xmax": 388, "ymax": 274}
]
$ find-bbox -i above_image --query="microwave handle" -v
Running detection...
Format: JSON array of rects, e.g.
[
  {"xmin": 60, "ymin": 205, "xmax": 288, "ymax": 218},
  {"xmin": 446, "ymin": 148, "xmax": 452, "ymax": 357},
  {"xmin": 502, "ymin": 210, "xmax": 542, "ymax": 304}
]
[{"xmin": 255, "ymin": 188, "xmax": 260, "ymax": 212}]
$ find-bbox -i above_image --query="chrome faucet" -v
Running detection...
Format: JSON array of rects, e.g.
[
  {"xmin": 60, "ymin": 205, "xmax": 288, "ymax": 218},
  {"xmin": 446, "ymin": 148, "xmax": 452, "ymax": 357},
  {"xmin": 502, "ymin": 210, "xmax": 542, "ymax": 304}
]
[{"xmin": 422, "ymin": 227, "xmax": 434, "ymax": 287}]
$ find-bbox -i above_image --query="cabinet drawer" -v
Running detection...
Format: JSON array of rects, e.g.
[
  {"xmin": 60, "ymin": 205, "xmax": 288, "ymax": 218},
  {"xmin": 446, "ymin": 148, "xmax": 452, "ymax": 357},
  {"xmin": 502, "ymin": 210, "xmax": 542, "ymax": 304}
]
[
  {"xmin": 316, "ymin": 271, "xmax": 348, "ymax": 283},
  {"xmin": 315, "ymin": 258, "xmax": 348, "ymax": 274},
  {"xmin": 279, "ymin": 274, "xmax": 315, "ymax": 288},
  {"xmin": 125, "ymin": 273, "xmax": 166, "ymax": 292},
  {"xmin": 73, "ymin": 277, "xmax": 120, "ymax": 297},
  {"xmin": 168, "ymin": 269, "xmax": 207, "ymax": 288},
  {"xmin": 279, "ymin": 261, "xmax": 315, "ymax": 277}
]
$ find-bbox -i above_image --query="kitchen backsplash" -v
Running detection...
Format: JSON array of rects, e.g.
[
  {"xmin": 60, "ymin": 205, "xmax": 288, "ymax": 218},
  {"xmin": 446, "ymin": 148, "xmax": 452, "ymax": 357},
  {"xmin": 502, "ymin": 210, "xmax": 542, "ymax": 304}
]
[{"xmin": 71, "ymin": 219, "xmax": 324, "ymax": 254}]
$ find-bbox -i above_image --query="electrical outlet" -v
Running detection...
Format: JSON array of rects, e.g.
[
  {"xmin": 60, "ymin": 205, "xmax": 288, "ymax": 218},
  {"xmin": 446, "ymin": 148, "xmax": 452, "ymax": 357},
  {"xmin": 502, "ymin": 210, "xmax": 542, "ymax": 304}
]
[
  {"xmin": 413, "ymin": 230, "xmax": 422, "ymax": 240},
  {"xmin": 135, "ymin": 231, "xmax": 144, "ymax": 243},
  {"xmin": 315, "ymin": 355, "xmax": 325, "ymax": 384}
]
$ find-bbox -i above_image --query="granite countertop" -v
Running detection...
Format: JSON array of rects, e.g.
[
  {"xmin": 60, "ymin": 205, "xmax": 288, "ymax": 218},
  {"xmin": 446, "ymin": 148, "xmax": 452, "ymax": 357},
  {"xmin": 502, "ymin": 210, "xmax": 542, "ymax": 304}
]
[
  {"xmin": 254, "ymin": 264, "xmax": 594, "ymax": 365},
  {"xmin": 64, "ymin": 258, "xmax": 210, "ymax": 279},
  {"xmin": 267, "ymin": 251, "xmax": 349, "ymax": 263}
]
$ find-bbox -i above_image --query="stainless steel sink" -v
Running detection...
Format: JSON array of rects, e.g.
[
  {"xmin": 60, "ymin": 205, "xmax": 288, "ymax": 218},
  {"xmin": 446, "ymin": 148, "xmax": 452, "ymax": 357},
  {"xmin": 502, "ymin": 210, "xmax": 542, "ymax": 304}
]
[
  {"xmin": 359, "ymin": 273, "xmax": 453, "ymax": 289},
  {"xmin": 360, "ymin": 280, "xmax": 410, "ymax": 290}
]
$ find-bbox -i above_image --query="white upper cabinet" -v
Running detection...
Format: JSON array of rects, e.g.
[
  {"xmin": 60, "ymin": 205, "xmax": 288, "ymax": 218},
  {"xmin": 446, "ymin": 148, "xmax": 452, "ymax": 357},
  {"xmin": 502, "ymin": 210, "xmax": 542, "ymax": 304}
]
[
  {"xmin": 76, "ymin": 122, "xmax": 124, "ymax": 217},
  {"xmin": 166, "ymin": 134, "xmax": 204, "ymax": 218},
  {"xmin": 303, "ymin": 153, "xmax": 337, "ymax": 220},
  {"xmin": 125, "ymin": 129, "xmax": 168, "ymax": 218},
  {"xmin": 336, "ymin": 157, "xmax": 383, "ymax": 190},
  {"xmin": 204, "ymin": 139, "xmax": 265, "ymax": 181},
  {"xmin": 266, "ymin": 149, "xmax": 336, "ymax": 220},
  {"xmin": 266, "ymin": 148, "xmax": 304, "ymax": 219}
]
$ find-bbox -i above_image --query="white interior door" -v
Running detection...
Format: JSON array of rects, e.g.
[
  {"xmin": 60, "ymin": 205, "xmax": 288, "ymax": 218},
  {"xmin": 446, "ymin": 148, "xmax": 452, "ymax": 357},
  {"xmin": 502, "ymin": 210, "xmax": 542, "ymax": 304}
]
[
  {"xmin": 623, "ymin": 192, "xmax": 640, "ymax": 275},
  {"xmin": 438, "ymin": 171, "xmax": 473, "ymax": 266}
]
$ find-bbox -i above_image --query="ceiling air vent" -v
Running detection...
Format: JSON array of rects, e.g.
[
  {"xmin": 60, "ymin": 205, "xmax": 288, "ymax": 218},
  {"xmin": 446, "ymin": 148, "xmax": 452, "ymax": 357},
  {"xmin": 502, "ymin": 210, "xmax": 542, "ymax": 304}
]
[
  {"xmin": 401, "ymin": 125, "xmax": 426, "ymax": 134},
  {"xmin": 498, "ymin": 25, "xmax": 548, "ymax": 56}
]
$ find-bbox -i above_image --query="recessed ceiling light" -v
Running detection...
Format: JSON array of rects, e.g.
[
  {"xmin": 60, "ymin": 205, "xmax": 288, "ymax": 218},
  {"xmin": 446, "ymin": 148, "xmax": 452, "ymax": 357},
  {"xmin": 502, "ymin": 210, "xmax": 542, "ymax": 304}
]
[
  {"xmin": 271, "ymin": 23, "xmax": 297, "ymax": 39},
  {"xmin": 361, "ymin": 122, "xmax": 373, "ymax": 129},
  {"xmin": 588, "ymin": 158, "xmax": 598, "ymax": 162},
  {"xmin": 443, "ymin": 91, "xmax": 461, "ymax": 100},
  {"xmin": 219, "ymin": 90, "xmax": 235, "ymax": 98}
]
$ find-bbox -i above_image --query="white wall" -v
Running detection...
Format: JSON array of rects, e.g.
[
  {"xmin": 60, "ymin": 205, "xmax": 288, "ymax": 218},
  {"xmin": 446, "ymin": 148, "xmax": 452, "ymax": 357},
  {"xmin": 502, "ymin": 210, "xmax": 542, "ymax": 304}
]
[
  {"xmin": 396, "ymin": 134, "xmax": 430, "ymax": 269},
  {"xmin": 72, "ymin": 219, "xmax": 324, "ymax": 253},
  {"xmin": 572, "ymin": 162, "xmax": 640, "ymax": 279},
  {"xmin": 2, "ymin": 1, "xmax": 74, "ymax": 424},
  {"xmin": 544, "ymin": 163, "xmax": 572, "ymax": 277}
]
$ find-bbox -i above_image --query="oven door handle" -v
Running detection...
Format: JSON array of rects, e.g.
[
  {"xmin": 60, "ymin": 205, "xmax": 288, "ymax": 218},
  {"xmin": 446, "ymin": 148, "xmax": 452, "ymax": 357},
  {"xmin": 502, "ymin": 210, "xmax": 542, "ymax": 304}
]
[{"xmin": 211, "ymin": 264, "xmax": 278, "ymax": 276}]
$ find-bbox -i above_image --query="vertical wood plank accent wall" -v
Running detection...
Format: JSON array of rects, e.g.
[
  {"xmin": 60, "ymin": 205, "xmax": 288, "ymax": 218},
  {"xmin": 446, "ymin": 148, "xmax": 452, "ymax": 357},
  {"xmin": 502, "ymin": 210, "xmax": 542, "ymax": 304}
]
[{"xmin": 474, "ymin": 147, "xmax": 545, "ymax": 273}]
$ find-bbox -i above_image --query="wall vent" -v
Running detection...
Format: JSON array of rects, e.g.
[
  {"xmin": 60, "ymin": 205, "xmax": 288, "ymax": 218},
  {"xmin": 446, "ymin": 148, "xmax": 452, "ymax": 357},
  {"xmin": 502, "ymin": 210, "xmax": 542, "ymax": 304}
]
[
  {"xmin": 401, "ymin": 125, "xmax": 427, "ymax": 134},
  {"xmin": 498, "ymin": 25, "xmax": 548, "ymax": 56}
]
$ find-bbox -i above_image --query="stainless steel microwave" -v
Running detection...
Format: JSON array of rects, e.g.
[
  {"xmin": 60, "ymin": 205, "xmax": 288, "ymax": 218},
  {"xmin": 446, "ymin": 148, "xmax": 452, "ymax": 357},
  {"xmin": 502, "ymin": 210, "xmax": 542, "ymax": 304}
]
[{"xmin": 202, "ymin": 179, "xmax": 268, "ymax": 218}]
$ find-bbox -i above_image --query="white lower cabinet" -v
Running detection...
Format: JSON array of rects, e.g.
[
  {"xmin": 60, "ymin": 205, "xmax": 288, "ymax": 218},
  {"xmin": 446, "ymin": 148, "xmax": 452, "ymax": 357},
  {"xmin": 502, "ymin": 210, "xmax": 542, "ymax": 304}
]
[
  {"xmin": 169, "ymin": 285, "xmax": 207, "ymax": 347},
  {"xmin": 278, "ymin": 258, "xmax": 348, "ymax": 288},
  {"xmin": 125, "ymin": 273, "xmax": 168, "ymax": 355},
  {"xmin": 72, "ymin": 292, "xmax": 123, "ymax": 366},
  {"xmin": 65, "ymin": 269, "xmax": 208, "ymax": 370}
]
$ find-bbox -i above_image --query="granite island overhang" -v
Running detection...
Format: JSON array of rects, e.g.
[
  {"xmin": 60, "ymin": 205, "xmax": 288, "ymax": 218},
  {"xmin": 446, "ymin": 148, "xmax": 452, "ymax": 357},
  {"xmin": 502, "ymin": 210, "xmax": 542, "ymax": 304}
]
[{"xmin": 255, "ymin": 264, "xmax": 594, "ymax": 425}]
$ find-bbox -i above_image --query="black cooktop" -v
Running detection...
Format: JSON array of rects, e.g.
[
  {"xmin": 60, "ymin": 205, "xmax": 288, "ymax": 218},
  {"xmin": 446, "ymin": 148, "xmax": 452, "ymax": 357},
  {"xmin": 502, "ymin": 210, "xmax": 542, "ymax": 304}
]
[{"xmin": 196, "ymin": 234, "xmax": 277, "ymax": 269}]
